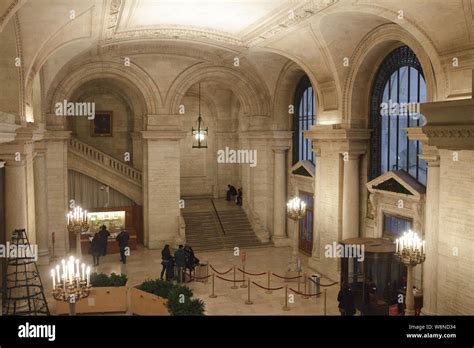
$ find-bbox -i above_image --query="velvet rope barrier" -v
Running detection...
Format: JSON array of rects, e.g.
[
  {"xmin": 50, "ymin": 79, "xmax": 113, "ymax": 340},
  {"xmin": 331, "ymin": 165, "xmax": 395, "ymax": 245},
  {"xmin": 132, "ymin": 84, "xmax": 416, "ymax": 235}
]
[
  {"xmin": 272, "ymin": 272, "xmax": 302, "ymax": 280},
  {"xmin": 318, "ymin": 281, "xmax": 339, "ymax": 287},
  {"xmin": 209, "ymin": 265, "xmax": 233, "ymax": 275},
  {"xmin": 215, "ymin": 274, "xmax": 246, "ymax": 283},
  {"xmin": 192, "ymin": 274, "xmax": 212, "ymax": 280},
  {"xmin": 238, "ymin": 268, "xmax": 266, "ymax": 276},
  {"xmin": 289, "ymin": 287, "xmax": 322, "ymax": 297},
  {"xmin": 251, "ymin": 281, "xmax": 284, "ymax": 291}
]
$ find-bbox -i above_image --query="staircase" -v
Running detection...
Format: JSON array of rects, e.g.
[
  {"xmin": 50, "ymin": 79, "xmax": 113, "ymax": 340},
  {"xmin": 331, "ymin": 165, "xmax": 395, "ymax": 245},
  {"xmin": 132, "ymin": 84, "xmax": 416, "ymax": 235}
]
[
  {"xmin": 67, "ymin": 138, "xmax": 143, "ymax": 204},
  {"xmin": 182, "ymin": 199, "xmax": 267, "ymax": 252}
]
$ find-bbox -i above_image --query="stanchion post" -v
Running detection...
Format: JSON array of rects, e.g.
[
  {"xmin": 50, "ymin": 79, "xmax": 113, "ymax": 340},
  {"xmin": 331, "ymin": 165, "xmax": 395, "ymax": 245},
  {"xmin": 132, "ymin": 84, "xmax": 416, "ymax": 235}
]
[
  {"xmin": 324, "ymin": 288, "xmax": 327, "ymax": 316},
  {"xmin": 303, "ymin": 273, "xmax": 309, "ymax": 299},
  {"xmin": 231, "ymin": 265, "xmax": 238, "ymax": 289},
  {"xmin": 282, "ymin": 285, "xmax": 290, "ymax": 311},
  {"xmin": 297, "ymin": 270, "xmax": 301, "ymax": 292},
  {"xmin": 265, "ymin": 271, "xmax": 272, "ymax": 294},
  {"xmin": 240, "ymin": 265, "xmax": 247, "ymax": 288},
  {"xmin": 209, "ymin": 273, "xmax": 217, "ymax": 298},
  {"xmin": 245, "ymin": 279, "xmax": 253, "ymax": 305}
]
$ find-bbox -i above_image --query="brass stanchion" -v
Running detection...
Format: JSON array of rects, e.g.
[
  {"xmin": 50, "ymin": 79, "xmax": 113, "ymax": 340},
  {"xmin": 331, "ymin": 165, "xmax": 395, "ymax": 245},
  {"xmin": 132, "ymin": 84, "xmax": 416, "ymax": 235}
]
[
  {"xmin": 282, "ymin": 285, "xmax": 290, "ymax": 311},
  {"xmin": 209, "ymin": 273, "xmax": 217, "ymax": 298},
  {"xmin": 265, "ymin": 271, "xmax": 272, "ymax": 294},
  {"xmin": 302, "ymin": 273, "xmax": 309, "ymax": 299},
  {"xmin": 231, "ymin": 265, "xmax": 238, "ymax": 289},
  {"xmin": 324, "ymin": 288, "xmax": 327, "ymax": 316},
  {"xmin": 245, "ymin": 279, "xmax": 253, "ymax": 305},
  {"xmin": 297, "ymin": 270, "xmax": 301, "ymax": 292},
  {"xmin": 240, "ymin": 265, "xmax": 247, "ymax": 288}
]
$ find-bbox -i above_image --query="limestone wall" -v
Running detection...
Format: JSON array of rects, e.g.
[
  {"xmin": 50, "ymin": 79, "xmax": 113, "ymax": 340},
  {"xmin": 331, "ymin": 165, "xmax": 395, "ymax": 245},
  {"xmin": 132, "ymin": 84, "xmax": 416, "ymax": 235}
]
[{"xmin": 436, "ymin": 149, "xmax": 474, "ymax": 314}]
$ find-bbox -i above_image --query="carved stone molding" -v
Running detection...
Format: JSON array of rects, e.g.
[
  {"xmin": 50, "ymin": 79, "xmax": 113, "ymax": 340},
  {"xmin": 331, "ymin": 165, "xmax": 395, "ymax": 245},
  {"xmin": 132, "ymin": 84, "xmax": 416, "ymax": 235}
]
[
  {"xmin": 102, "ymin": 0, "xmax": 338, "ymax": 47},
  {"xmin": 244, "ymin": 0, "xmax": 339, "ymax": 47}
]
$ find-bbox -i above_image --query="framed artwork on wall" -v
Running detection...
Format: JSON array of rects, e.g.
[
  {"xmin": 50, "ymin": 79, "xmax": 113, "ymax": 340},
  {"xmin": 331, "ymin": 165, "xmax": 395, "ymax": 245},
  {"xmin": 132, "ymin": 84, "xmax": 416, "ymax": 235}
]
[{"xmin": 91, "ymin": 111, "xmax": 113, "ymax": 137}]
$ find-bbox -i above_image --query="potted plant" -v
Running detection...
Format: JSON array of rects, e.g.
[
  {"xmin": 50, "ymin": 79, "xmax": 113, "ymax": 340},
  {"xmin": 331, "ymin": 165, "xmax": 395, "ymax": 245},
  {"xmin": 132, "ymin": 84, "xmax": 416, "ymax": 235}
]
[
  {"xmin": 131, "ymin": 279, "xmax": 205, "ymax": 316},
  {"xmin": 55, "ymin": 272, "xmax": 128, "ymax": 315}
]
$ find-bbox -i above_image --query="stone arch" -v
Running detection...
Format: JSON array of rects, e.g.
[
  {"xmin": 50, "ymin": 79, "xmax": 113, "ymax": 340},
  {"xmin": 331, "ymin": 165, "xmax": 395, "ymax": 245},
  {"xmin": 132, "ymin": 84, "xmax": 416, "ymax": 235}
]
[
  {"xmin": 45, "ymin": 60, "xmax": 162, "ymax": 129},
  {"xmin": 272, "ymin": 60, "xmax": 309, "ymax": 131},
  {"xmin": 343, "ymin": 23, "xmax": 441, "ymax": 127},
  {"xmin": 166, "ymin": 63, "xmax": 271, "ymax": 118}
]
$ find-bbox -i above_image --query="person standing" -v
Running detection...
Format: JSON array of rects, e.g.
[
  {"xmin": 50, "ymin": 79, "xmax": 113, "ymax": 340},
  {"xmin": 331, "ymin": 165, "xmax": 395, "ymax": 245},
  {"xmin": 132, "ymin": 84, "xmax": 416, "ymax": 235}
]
[
  {"xmin": 97, "ymin": 225, "xmax": 110, "ymax": 256},
  {"xmin": 337, "ymin": 282, "xmax": 356, "ymax": 316},
  {"xmin": 174, "ymin": 245, "xmax": 186, "ymax": 283},
  {"xmin": 236, "ymin": 188, "xmax": 243, "ymax": 206},
  {"xmin": 161, "ymin": 244, "xmax": 172, "ymax": 281},
  {"xmin": 90, "ymin": 233, "xmax": 101, "ymax": 266},
  {"xmin": 116, "ymin": 227, "xmax": 130, "ymax": 264},
  {"xmin": 226, "ymin": 184, "xmax": 237, "ymax": 201}
]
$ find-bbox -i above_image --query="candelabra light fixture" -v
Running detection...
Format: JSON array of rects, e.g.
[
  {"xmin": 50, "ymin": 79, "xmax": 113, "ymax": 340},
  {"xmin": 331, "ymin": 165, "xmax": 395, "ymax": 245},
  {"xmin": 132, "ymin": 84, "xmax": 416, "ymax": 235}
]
[
  {"xmin": 394, "ymin": 230, "xmax": 426, "ymax": 316},
  {"xmin": 67, "ymin": 206, "xmax": 89, "ymax": 257},
  {"xmin": 51, "ymin": 256, "xmax": 91, "ymax": 315},
  {"xmin": 287, "ymin": 196, "xmax": 307, "ymax": 220},
  {"xmin": 287, "ymin": 196, "xmax": 307, "ymax": 273},
  {"xmin": 395, "ymin": 230, "xmax": 426, "ymax": 265}
]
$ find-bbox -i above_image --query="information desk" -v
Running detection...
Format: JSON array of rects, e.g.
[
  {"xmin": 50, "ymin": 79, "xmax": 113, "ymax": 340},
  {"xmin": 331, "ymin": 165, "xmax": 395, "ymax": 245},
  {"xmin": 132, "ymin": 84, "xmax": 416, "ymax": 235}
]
[{"xmin": 69, "ymin": 205, "xmax": 141, "ymax": 254}]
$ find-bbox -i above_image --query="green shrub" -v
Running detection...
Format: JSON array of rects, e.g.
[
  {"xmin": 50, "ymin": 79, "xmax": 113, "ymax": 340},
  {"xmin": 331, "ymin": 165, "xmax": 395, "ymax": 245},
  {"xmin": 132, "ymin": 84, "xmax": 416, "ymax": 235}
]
[
  {"xmin": 90, "ymin": 272, "xmax": 127, "ymax": 287},
  {"xmin": 137, "ymin": 279, "xmax": 173, "ymax": 298},
  {"xmin": 137, "ymin": 279, "xmax": 205, "ymax": 316}
]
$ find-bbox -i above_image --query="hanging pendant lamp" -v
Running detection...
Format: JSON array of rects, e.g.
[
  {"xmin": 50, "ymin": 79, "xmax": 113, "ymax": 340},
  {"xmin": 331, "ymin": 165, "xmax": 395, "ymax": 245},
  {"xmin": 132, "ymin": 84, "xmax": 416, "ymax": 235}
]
[{"xmin": 192, "ymin": 83, "xmax": 208, "ymax": 149}]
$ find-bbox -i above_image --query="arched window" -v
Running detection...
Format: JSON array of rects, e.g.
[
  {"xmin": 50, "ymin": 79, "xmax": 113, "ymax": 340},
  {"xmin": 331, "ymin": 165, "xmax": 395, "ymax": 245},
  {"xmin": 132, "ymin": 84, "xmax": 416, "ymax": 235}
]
[
  {"xmin": 293, "ymin": 75, "xmax": 316, "ymax": 164},
  {"xmin": 370, "ymin": 45, "xmax": 427, "ymax": 185}
]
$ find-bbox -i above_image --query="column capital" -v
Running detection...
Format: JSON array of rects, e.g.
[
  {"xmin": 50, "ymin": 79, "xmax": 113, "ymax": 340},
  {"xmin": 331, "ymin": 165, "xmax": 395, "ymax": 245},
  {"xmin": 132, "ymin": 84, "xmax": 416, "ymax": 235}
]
[
  {"xmin": 0, "ymin": 160, "xmax": 5, "ymax": 168},
  {"xmin": 272, "ymin": 146, "xmax": 290, "ymax": 153}
]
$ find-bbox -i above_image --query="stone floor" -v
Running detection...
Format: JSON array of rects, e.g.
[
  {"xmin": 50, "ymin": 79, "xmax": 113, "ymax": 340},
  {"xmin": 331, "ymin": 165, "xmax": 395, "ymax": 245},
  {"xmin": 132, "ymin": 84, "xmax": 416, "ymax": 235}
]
[{"xmin": 39, "ymin": 245, "xmax": 341, "ymax": 316}]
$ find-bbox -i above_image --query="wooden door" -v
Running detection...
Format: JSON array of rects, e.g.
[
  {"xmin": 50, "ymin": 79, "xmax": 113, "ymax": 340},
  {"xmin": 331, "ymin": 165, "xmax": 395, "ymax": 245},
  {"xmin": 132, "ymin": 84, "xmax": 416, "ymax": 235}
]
[{"xmin": 298, "ymin": 192, "xmax": 313, "ymax": 255}]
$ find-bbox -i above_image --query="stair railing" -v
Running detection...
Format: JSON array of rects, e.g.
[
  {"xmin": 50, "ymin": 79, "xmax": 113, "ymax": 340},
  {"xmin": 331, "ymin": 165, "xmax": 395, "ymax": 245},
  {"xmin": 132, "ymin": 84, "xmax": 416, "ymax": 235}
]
[
  {"xmin": 211, "ymin": 199, "xmax": 226, "ymax": 235},
  {"xmin": 69, "ymin": 138, "xmax": 142, "ymax": 185}
]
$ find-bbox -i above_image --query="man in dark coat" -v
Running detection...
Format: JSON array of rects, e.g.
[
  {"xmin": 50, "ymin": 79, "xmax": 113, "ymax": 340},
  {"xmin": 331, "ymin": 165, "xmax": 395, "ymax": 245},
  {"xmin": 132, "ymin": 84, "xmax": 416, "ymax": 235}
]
[
  {"xmin": 97, "ymin": 225, "xmax": 110, "ymax": 256},
  {"xmin": 226, "ymin": 184, "xmax": 237, "ymax": 201},
  {"xmin": 337, "ymin": 282, "xmax": 356, "ymax": 316},
  {"xmin": 90, "ymin": 233, "xmax": 101, "ymax": 266},
  {"xmin": 236, "ymin": 188, "xmax": 243, "ymax": 206},
  {"xmin": 116, "ymin": 227, "xmax": 130, "ymax": 264},
  {"xmin": 174, "ymin": 245, "xmax": 186, "ymax": 283},
  {"xmin": 161, "ymin": 244, "xmax": 172, "ymax": 281}
]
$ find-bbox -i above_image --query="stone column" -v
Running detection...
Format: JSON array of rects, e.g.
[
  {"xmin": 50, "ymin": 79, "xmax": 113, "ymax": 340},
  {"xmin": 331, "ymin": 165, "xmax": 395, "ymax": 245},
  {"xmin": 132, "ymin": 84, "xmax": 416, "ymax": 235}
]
[
  {"xmin": 342, "ymin": 152, "xmax": 361, "ymax": 240},
  {"xmin": 4, "ymin": 157, "xmax": 28, "ymax": 234},
  {"xmin": 420, "ymin": 152, "xmax": 440, "ymax": 315},
  {"xmin": 34, "ymin": 147, "xmax": 50, "ymax": 265},
  {"xmin": 44, "ymin": 131, "xmax": 70, "ymax": 257},
  {"xmin": 272, "ymin": 147, "xmax": 289, "ymax": 246},
  {"xmin": 142, "ymin": 130, "xmax": 185, "ymax": 249}
]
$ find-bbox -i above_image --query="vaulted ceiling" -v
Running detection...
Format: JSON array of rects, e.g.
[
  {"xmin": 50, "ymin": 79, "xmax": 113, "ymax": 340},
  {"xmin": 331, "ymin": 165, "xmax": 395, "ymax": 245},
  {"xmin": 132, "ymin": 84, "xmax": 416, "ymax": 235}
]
[{"xmin": 1, "ymin": 0, "xmax": 473, "ymax": 120}]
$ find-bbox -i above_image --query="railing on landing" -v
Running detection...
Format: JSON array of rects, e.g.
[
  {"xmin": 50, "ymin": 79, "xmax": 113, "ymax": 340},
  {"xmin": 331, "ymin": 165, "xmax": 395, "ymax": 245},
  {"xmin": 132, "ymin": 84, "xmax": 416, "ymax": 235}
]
[{"xmin": 68, "ymin": 138, "xmax": 142, "ymax": 185}]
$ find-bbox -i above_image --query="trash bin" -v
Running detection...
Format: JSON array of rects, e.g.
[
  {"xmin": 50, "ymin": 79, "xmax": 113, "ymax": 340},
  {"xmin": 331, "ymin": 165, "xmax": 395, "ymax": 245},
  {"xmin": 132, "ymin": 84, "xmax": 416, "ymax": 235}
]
[
  {"xmin": 195, "ymin": 263, "xmax": 209, "ymax": 283},
  {"xmin": 309, "ymin": 274, "xmax": 321, "ymax": 298}
]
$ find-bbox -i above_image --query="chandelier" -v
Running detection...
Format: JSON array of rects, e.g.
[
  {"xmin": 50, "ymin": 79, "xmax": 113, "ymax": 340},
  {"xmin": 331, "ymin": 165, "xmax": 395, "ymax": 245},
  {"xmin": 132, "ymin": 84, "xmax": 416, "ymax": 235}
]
[
  {"xmin": 51, "ymin": 256, "xmax": 91, "ymax": 305},
  {"xmin": 287, "ymin": 196, "xmax": 307, "ymax": 220},
  {"xmin": 192, "ymin": 83, "xmax": 208, "ymax": 148},
  {"xmin": 67, "ymin": 206, "xmax": 89, "ymax": 234},
  {"xmin": 395, "ymin": 230, "xmax": 426, "ymax": 265},
  {"xmin": 67, "ymin": 206, "xmax": 89, "ymax": 257}
]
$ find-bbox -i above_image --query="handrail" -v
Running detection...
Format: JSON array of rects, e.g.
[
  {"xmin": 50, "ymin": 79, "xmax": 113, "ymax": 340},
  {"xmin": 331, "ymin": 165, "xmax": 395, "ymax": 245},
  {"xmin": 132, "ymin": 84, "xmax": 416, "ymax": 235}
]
[
  {"xmin": 68, "ymin": 138, "xmax": 142, "ymax": 184},
  {"xmin": 211, "ymin": 199, "xmax": 226, "ymax": 235}
]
